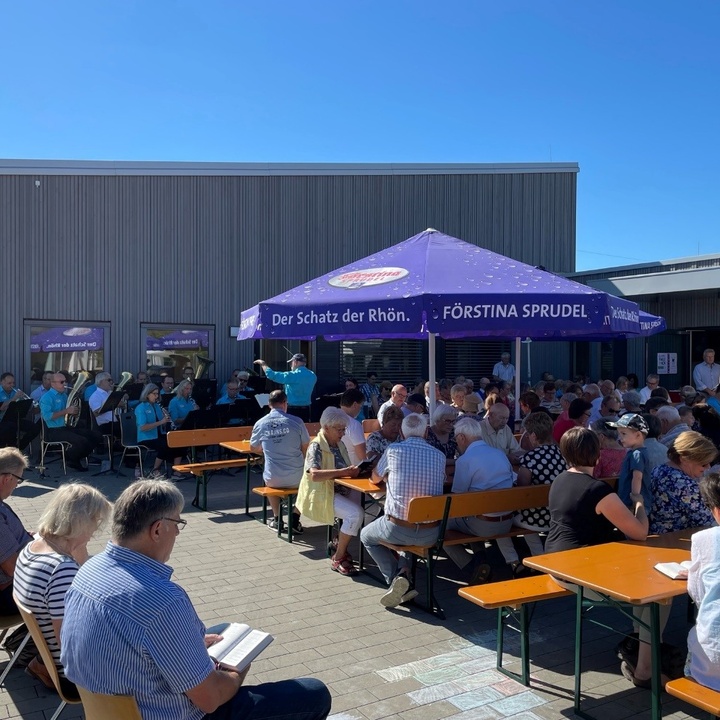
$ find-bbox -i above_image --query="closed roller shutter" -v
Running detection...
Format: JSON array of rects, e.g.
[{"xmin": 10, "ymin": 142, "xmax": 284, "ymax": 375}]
[
  {"xmin": 340, "ymin": 340, "xmax": 425, "ymax": 387},
  {"xmin": 443, "ymin": 340, "xmax": 511, "ymax": 384}
]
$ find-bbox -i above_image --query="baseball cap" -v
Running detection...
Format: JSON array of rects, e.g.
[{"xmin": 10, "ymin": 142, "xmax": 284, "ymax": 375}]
[
  {"xmin": 288, "ymin": 353, "xmax": 307, "ymax": 363},
  {"xmin": 608, "ymin": 413, "xmax": 649, "ymax": 434}
]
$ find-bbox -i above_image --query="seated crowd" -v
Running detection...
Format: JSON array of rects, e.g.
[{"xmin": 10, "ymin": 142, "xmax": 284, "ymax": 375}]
[{"xmin": 5, "ymin": 356, "xmax": 720, "ymax": 706}]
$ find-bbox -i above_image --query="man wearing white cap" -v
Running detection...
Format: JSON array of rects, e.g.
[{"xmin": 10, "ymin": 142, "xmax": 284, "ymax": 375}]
[{"xmin": 254, "ymin": 354, "xmax": 317, "ymax": 422}]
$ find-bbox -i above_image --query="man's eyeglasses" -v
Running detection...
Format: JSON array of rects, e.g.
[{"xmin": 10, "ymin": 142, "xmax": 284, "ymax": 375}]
[
  {"xmin": 7, "ymin": 473, "xmax": 24, "ymax": 484},
  {"xmin": 156, "ymin": 517, "xmax": 187, "ymax": 530}
]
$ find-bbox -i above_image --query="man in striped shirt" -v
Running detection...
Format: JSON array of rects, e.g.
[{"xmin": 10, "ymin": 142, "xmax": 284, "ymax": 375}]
[{"xmin": 60, "ymin": 480, "xmax": 331, "ymax": 720}]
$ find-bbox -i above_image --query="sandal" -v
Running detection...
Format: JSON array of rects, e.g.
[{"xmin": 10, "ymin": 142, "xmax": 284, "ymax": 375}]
[{"xmin": 331, "ymin": 553, "xmax": 358, "ymax": 576}]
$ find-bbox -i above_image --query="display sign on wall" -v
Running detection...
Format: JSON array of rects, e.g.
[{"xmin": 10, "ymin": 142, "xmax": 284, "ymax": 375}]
[{"xmin": 657, "ymin": 352, "xmax": 678, "ymax": 375}]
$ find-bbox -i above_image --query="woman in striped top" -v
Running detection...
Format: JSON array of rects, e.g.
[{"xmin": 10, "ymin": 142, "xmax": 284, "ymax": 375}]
[{"xmin": 14, "ymin": 483, "xmax": 111, "ymax": 696}]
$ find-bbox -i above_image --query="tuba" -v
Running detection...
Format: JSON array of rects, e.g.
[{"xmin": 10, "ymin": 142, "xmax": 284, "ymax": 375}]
[
  {"xmin": 194, "ymin": 355, "xmax": 214, "ymax": 380},
  {"xmin": 115, "ymin": 371, "xmax": 133, "ymax": 392},
  {"xmin": 65, "ymin": 371, "xmax": 91, "ymax": 427}
]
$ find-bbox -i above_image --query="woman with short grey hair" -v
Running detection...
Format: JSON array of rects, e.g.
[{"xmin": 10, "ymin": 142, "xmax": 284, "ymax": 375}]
[{"xmin": 296, "ymin": 407, "xmax": 362, "ymax": 576}]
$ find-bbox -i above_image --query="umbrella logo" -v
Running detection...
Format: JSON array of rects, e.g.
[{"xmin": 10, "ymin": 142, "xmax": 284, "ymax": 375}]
[{"xmin": 328, "ymin": 267, "xmax": 408, "ymax": 289}]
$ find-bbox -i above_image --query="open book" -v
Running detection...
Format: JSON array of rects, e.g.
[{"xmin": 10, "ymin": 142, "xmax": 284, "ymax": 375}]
[
  {"xmin": 654, "ymin": 560, "xmax": 692, "ymax": 580},
  {"xmin": 207, "ymin": 623, "xmax": 274, "ymax": 672}
]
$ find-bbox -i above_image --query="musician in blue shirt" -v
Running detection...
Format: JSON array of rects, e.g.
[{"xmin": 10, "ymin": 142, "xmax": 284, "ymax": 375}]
[
  {"xmin": 39, "ymin": 373, "xmax": 100, "ymax": 471},
  {"xmin": 0, "ymin": 372, "xmax": 40, "ymax": 450},
  {"xmin": 254, "ymin": 354, "xmax": 316, "ymax": 422},
  {"xmin": 216, "ymin": 381, "xmax": 244, "ymax": 426},
  {"xmin": 134, "ymin": 385, "xmax": 185, "ymax": 481},
  {"xmin": 169, "ymin": 381, "xmax": 196, "ymax": 429}
]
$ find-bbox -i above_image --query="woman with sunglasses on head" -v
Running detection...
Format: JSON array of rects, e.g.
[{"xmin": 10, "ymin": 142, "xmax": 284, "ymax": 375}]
[{"xmin": 14, "ymin": 482, "xmax": 111, "ymax": 694}]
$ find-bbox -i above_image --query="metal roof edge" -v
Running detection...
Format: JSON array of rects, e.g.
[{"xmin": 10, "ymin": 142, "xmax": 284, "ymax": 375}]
[{"xmin": 0, "ymin": 159, "xmax": 580, "ymax": 177}]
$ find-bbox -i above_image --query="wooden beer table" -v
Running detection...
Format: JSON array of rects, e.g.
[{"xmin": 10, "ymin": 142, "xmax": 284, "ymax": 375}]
[
  {"xmin": 220, "ymin": 440, "xmax": 261, "ymax": 515},
  {"xmin": 524, "ymin": 542, "xmax": 691, "ymax": 720},
  {"xmin": 334, "ymin": 476, "xmax": 384, "ymax": 569}
]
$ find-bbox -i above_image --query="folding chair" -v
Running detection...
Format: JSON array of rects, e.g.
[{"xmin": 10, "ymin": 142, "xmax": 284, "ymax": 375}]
[{"xmin": 13, "ymin": 595, "xmax": 82, "ymax": 720}]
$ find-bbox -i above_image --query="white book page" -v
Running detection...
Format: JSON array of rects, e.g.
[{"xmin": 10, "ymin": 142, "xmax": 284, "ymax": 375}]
[
  {"xmin": 207, "ymin": 623, "xmax": 251, "ymax": 662},
  {"xmin": 255, "ymin": 394, "xmax": 270, "ymax": 408},
  {"xmin": 654, "ymin": 561, "xmax": 691, "ymax": 580},
  {"xmin": 221, "ymin": 629, "xmax": 273, "ymax": 671}
]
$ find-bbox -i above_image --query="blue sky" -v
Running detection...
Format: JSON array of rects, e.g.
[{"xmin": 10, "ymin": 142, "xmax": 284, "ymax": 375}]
[{"xmin": 2, "ymin": 1, "xmax": 718, "ymax": 270}]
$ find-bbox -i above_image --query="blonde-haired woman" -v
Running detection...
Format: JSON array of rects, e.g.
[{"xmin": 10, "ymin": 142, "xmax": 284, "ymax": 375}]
[{"xmin": 14, "ymin": 483, "xmax": 112, "ymax": 694}]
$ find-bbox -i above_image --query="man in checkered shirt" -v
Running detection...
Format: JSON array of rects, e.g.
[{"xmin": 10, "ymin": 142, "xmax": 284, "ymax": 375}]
[{"xmin": 360, "ymin": 413, "xmax": 445, "ymax": 608}]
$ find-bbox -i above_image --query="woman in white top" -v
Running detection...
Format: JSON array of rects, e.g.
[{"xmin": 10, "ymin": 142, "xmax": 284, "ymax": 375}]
[
  {"xmin": 685, "ymin": 471, "xmax": 720, "ymax": 691},
  {"xmin": 14, "ymin": 483, "xmax": 112, "ymax": 695}
]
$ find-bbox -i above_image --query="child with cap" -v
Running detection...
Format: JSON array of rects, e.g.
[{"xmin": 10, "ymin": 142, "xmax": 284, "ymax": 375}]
[{"xmin": 608, "ymin": 413, "xmax": 652, "ymax": 512}]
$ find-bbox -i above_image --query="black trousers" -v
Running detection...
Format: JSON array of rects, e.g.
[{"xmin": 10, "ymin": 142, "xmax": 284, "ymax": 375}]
[
  {"xmin": 143, "ymin": 436, "xmax": 186, "ymax": 462},
  {"xmin": 0, "ymin": 419, "xmax": 40, "ymax": 451},
  {"xmin": 287, "ymin": 405, "xmax": 311, "ymax": 422},
  {"xmin": 45, "ymin": 427, "xmax": 102, "ymax": 462}
]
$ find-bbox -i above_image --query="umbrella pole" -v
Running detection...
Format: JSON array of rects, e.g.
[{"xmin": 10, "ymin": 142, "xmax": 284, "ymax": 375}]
[
  {"xmin": 514, "ymin": 337, "xmax": 521, "ymax": 429},
  {"xmin": 428, "ymin": 332, "xmax": 437, "ymax": 419}
]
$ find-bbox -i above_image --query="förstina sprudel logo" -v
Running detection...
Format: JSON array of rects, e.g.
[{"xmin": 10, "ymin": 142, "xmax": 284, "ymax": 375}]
[{"xmin": 328, "ymin": 267, "xmax": 408, "ymax": 289}]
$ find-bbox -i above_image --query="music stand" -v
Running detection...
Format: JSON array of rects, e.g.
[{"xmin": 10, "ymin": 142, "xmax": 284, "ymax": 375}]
[
  {"xmin": 91, "ymin": 391, "xmax": 127, "ymax": 476},
  {"xmin": 223, "ymin": 398, "xmax": 261, "ymax": 426},
  {"xmin": 2, "ymin": 399, "xmax": 33, "ymax": 448},
  {"xmin": 182, "ymin": 406, "xmax": 222, "ymax": 430},
  {"xmin": 159, "ymin": 393, "xmax": 174, "ymax": 409},
  {"xmin": 192, "ymin": 379, "xmax": 217, "ymax": 407},
  {"xmin": 125, "ymin": 383, "xmax": 144, "ymax": 403}
]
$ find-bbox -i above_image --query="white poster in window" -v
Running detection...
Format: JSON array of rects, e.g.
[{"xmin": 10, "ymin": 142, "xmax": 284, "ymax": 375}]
[{"xmin": 656, "ymin": 353, "xmax": 677, "ymax": 375}]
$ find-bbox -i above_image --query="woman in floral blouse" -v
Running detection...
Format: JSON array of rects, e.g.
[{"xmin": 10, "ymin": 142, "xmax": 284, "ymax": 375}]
[{"xmin": 649, "ymin": 431, "xmax": 719, "ymax": 534}]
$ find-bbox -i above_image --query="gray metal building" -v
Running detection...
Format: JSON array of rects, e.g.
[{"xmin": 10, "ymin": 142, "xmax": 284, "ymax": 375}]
[
  {"xmin": 1, "ymin": 160, "xmax": 580, "ymax": 393},
  {"xmin": 570, "ymin": 255, "xmax": 720, "ymax": 388}
]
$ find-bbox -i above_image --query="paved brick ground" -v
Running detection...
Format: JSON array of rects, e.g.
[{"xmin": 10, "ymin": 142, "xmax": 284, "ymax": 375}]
[{"xmin": 0, "ymin": 458, "xmax": 707, "ymax": 719}]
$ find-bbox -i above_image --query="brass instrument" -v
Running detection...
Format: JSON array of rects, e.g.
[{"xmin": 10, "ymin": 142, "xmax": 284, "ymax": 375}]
[
  {"xmin": 194, "ymin": 355, "xmax": 214, "ymax": 380},
  {"xmin": 65, "ymin": 371, "xmax": 91, "ymax": 427},
  {"xmin": 116, "ymin": 371, "xmax": 133, "ymax": 391}
]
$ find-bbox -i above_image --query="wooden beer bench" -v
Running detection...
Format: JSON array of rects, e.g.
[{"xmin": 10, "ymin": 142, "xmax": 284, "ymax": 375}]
[
  {"xmin": 666, "ymin": 677, "xmax": 720, "ymax": 718},
  {"xmin": 378, "ymin": 484, "xmax": 552, "ymax": 618},
  {"xmin": 459, "ymin": 575, "xmax": 572, "ymax": 686},
  {"xmin": 251, "ymin": 486, "xmax": 300, "ymax": 542},
  {"xmin": 168, "ymin": 427, "xmax": 258, "ymax": 511}
]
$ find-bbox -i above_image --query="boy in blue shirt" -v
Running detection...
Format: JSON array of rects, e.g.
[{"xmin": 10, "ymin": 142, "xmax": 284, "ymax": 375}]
[{"xmin": 609, "ymin": 413, "xmax": 652, "ymax": 512}]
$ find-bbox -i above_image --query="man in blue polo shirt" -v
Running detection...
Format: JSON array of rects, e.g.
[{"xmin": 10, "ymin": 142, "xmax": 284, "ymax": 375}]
[
  {"xmin": 253, "ymin": 354, "xmax": 316, "ymax": 422},
  {"xmin": 61, "ymin": 480, "xmax": 330, "ymax": 720},
  {"xmin": 0, "ymin": 372, "xmax": 40, "ymax": 451},
  {"xmin": 38, "ymin": 373, "xmax": 101, "ymax": 472}
]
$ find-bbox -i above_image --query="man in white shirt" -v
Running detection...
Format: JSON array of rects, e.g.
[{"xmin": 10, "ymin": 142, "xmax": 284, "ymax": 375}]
[
  {"xmin": 639, "ymin": 374, "xmax": 660, "ymax": 404},
  {"xmin": 480, "ymin": 403, "xmax": 523, "ymax": 462},
  {"xmin": 377, "ymin": 385, "xmax": 411, "ymax": 424},
  {"xmin": 492, "ymin": 353, "xmax": 515, "ymax": 384},
  {"xmin": 693, "ymin": 349, "xmax": 720, "ymax": 397},
  {"xmin": 339, "ymin": 389, "xmax": 367, "ymax": 465},
  {"xmin": 89, "ymin": 372, "xmax": 120, "ymax": 435}
]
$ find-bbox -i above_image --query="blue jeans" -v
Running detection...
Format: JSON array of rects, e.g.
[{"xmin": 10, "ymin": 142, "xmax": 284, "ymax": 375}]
[
  {"xmin": 205, "ymin": 678, "xmax": 330, "ymax": 720},
  {"xmin": 360, "ymin": 515, "xmax": 439, "ymax": 585}
]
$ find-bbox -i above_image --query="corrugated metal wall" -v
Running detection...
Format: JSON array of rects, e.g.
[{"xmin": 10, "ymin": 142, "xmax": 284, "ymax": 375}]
[{"xmin": 1, "ymin": 167, "xmax": 578, "ymax": 386}]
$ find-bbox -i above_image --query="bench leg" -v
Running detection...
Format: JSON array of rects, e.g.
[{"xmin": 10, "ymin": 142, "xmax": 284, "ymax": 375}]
[
  {"xmin": 285, "ymin": 494, "xmax": 296, "ymax": 544},
  {"xmin": 495, "ymin": 606, "xmax": 531, "ymax": 687},
  {"xmin": 574, "ymin": 586, "xmax": 584, "ymax": 716},
  {"xmin": 245, "ymin": 462, "xmax": 251, "ymax": 515},
  {"xmin": 191, "ymin": 472, "xmax": 209, "ymax": 511}
]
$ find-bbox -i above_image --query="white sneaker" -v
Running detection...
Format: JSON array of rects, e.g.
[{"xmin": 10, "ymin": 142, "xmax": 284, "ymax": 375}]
[{"xmin": 381, "ymin": 574, "xmax": 410, "ymax": 608}]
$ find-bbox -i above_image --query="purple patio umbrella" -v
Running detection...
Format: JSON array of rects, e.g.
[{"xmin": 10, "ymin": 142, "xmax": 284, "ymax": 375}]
[{"xmin": 238, "ymin": 229, "xmax": 654, "ymax": 415}]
